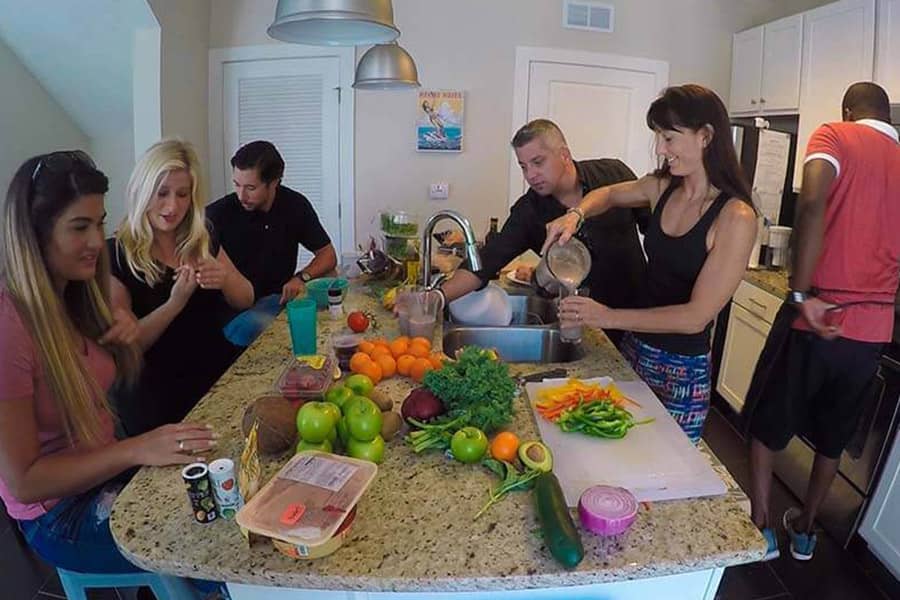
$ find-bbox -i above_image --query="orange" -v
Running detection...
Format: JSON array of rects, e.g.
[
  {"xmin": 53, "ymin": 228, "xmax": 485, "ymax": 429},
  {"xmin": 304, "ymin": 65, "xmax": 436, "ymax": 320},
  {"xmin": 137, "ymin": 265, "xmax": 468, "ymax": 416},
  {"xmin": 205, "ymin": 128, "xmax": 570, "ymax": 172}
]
[
  {"xmin": 409, "ymin": 357, "xmax": 434, "ymax": 382},
  {"xmin": 389, "ymin": 338, "xmax": 410, "ymax": 358},
  {"xmin": 375, "ymin": 354, "xmax": 397, "ymax": 378},
  {"xmin": 359, "ymin": 360, "xmax": 383, "ymax": 385},
  {"xmin": 368, "ymin": 337, "xmax": 389, "ymax": 348},
  {"xmin": 490, "ymin": 431, "xmax": 520, "ymax": 462},
  {"xmin": 396, "ymin": 354, "xmax": 416, "ymax": 377},
  {"xmin": 410, "ymin": 337, "xmax": 432, "ymax": 351},
  {"xmin": 370, "ymin": 345, "xmax": 393, "ymax": 360},
  {"xmin": 394, "ymin": 335, "xmax": 410, "ymax": 346},
  {"xmin": 358, "ymin": 340, "xmax": 375, "ymax": 355},
  {"xmin": 428, "ymin": 352, "xmax": 446, "ymax": 371},
  {"xmin": 349, "ymin": 352, "xmax": 373, "ymax": 373},
  {"xmin": 408, "ymin": 343, "xmax": 430, "ymax": 359}
]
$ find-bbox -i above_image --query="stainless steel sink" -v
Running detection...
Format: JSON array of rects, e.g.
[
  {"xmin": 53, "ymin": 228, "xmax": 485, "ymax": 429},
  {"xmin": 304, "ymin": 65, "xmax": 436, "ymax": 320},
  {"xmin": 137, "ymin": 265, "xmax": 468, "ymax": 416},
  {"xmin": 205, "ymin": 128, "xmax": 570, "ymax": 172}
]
[
  {"xmin": 445, "ymin": 294, "xmax": 558, "ymax": 326},
  {"xmin": 442, "ymin": 326, "xmax": 584, "ymax": 363}
]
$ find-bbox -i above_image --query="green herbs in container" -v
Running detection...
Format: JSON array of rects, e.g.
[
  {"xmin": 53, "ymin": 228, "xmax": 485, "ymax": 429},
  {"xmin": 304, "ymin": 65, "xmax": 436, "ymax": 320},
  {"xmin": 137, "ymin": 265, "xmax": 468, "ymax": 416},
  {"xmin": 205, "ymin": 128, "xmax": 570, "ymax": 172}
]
[{"xmin": 380, "ymin": 210, "xmax": 419, "ymax": 237}]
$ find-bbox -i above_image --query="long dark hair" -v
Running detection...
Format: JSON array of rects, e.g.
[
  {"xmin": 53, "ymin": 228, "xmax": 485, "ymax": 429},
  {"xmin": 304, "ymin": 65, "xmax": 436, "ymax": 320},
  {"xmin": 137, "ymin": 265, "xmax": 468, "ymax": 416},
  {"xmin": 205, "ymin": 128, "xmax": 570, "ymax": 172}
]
[{"xmin": 646, "ymin": 84, "xmax": 754, "ymax": 207}]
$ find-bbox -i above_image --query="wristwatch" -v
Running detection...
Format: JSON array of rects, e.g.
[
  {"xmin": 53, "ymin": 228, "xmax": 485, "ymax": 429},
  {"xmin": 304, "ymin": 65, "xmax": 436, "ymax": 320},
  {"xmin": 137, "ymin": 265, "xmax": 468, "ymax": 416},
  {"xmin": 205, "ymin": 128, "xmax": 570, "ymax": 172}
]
[
  {"xmin": 787, "ymin": 289, "xmax": 809, "ymax": 305},
  {"xmin": 298, "ymin": 271, "xmax": 312, "ymax": 283}
]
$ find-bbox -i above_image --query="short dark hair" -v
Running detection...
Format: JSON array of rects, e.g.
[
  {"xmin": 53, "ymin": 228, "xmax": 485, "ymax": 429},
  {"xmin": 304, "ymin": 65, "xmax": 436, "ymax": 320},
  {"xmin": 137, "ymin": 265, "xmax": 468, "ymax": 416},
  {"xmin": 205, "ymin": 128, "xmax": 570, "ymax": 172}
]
[
  {"xmin": 842, "ymin": 82, "xmax": 891, "ymax": 121},
  {"xmin": 230, "ymin": 141, "xmax": 285, "ymax": 184},
  {"xmin": 511, "ymin": 119, "xmax": 568, "ymax": 150}
]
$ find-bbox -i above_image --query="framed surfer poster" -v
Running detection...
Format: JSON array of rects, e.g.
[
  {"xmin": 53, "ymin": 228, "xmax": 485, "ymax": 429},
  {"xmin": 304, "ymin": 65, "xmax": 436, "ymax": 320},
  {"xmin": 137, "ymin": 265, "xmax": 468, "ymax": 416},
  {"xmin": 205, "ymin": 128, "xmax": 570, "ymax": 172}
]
[{"xmin": 416, "ymin": 90, "xmax": 464, "ymax": 152}]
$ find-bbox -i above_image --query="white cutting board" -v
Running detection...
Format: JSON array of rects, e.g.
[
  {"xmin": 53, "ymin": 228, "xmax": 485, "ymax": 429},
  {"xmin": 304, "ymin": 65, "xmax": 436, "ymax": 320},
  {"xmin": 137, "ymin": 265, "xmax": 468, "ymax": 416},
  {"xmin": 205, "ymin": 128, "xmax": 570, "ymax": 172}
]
[{"xmin": 525, "ymin": 377, "xmax": 727, "ymax": 506}]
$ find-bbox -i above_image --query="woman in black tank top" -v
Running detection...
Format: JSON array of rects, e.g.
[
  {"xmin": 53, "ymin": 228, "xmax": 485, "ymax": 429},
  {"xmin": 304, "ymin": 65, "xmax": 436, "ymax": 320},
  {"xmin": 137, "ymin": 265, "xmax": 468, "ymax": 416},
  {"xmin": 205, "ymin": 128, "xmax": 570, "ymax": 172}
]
[{"xmin": 543, "ymin": 85, "xmax": 758, "ymax": 444}]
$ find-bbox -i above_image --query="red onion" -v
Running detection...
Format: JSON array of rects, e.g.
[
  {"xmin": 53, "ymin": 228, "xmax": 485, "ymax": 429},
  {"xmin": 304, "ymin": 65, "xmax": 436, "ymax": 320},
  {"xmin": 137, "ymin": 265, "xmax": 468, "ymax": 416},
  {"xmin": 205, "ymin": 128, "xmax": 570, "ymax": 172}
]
[{"xmin": 578, "ymin": 485, "xmax": 638, "ymax": 536}]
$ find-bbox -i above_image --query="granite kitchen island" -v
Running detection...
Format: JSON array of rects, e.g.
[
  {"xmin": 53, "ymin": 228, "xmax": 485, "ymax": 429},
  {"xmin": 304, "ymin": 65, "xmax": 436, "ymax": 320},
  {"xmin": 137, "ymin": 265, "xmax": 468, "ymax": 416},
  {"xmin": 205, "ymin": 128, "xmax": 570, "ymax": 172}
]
[{"xmin": 110, "ymin": 282, "xmax": 765, "ymax": 599}]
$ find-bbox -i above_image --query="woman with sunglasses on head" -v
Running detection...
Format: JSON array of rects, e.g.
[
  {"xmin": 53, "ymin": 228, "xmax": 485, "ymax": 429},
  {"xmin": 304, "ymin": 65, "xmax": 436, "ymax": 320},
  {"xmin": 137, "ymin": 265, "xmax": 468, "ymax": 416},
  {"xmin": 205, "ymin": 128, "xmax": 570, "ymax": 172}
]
[
  {"xmin": 0, "ymin": 151, "xmax": 217, "ymax": 575},
  {"xmin": 543, "ymin": 84, "xmax": 758, "ymax": 444},
  {"xmin": 109, "ymin": 139, "xmax": 254, "ymax": 436}
]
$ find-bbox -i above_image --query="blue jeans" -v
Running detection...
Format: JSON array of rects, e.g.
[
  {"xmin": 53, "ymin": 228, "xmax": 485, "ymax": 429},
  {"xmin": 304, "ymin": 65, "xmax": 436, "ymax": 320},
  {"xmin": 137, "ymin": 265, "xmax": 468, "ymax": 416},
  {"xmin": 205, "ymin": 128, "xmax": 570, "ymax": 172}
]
[
  {"xmin": 18, "ymin": 479, "xmax": 141, "ymax": 574},
  {"xmin": 223, "ymin": 294, "xmax": 282, "ymax": 347}
]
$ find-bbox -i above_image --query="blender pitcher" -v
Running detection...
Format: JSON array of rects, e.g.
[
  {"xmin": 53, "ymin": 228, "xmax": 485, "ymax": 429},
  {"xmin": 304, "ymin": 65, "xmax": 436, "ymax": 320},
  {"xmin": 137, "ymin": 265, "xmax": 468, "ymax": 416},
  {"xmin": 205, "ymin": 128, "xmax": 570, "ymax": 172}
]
[{"xmin": 534, "ymin": 238, "xmax": 592, "ymax": 297}]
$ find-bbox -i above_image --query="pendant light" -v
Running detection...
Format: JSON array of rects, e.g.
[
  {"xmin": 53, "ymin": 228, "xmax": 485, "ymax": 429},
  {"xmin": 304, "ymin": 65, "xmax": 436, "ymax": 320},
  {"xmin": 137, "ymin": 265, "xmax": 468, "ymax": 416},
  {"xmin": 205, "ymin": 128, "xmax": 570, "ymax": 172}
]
[
  {"xmin": 267, "ymin": 0, "xmax": 399, "ymax": 46},
  {"xmin": 353, "ymin": 41, "xmax": 420, "ymax": 90}
]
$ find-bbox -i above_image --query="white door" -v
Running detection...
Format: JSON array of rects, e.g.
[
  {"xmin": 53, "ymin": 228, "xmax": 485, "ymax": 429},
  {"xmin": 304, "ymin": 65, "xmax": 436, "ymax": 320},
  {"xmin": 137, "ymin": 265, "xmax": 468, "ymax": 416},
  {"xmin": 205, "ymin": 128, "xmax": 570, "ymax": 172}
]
[
  {"xmin": 223, "ymin": 56, "xmax": 341, "ymax": 269},
  {"xmin": 761, "ymin": 14, "xmax": 803, "ymax": 113},
  {"xmin": 509, "ymin": 47, "xmax": 669, "ymax": 207},
  {"xmin": 730, "ymin": 26, "xmax": 764, "ymax": 114},
  {"xmin": 716, "ymin": 303, "xmax": 772, "ymax": 413},
  {"xmin": 793, "ymin": 0, "xmax": 876, "ymax": 189},
  {"xmin": 859, "ymin": 427, "xmax": 900, "ymax": 579},
  {"xmin": 876, "ymin": 0, "xmax": 900, "ymax": 98}
]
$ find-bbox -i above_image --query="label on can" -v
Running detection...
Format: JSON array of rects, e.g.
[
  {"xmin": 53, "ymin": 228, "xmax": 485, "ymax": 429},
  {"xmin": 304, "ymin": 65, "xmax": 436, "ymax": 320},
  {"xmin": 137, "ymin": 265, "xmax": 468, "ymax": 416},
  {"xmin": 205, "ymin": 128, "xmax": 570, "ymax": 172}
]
[
  {"xmin": 182, "ymin": 462, "xmax": 217, "ymax": 524},
  {"xmin": 208, "ymin": 458, "xmax": 243, "ymax": 519}
]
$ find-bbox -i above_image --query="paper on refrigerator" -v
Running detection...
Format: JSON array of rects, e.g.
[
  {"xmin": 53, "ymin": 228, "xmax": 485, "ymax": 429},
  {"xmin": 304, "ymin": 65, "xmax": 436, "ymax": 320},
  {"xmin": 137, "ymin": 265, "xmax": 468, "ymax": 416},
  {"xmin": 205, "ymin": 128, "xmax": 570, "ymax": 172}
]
[{"xmin": 752, "ymin": 129, "xmax": 791, "ymax": 224}]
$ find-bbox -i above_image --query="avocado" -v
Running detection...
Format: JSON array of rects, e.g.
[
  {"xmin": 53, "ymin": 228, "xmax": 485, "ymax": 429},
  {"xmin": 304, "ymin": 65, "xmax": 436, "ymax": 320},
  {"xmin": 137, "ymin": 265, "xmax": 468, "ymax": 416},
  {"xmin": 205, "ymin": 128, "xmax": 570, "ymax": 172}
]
[{"xmin": 519, "ymin": 441, "xmax": 553, "ymax": 472}]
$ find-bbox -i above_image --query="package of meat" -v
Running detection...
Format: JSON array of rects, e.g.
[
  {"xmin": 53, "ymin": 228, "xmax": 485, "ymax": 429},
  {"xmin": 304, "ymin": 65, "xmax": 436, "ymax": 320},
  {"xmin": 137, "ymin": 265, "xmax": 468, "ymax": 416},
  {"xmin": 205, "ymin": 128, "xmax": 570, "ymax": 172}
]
[{"xmin": 275, "ymin": 355, "xmax": 337, "ymax": 400}]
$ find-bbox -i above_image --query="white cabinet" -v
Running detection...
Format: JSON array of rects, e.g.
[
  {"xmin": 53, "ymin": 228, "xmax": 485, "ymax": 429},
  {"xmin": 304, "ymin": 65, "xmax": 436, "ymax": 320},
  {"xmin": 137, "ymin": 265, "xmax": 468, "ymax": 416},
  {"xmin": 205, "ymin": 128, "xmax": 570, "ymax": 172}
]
[
  {"xmin": 730, "ymin": 26, "xmax": 764, "ymax": 114},
  {"xmin": 793, "ymin": 0, "xmax": 876, "ymax": 190},
  {"xmin": 729, "ymin": 15, "xmax": 803, "ymax": 115},
  {"xmin": 876, "ymin": 0, "xmax": 900, "ymax": 98},
  {"xmin": 716, "ymin": 281, "xmax": 783, "ymax": 413},
  {"xmin": 859, "ymin": 426, "xmax": 900, "ymax": 579}
]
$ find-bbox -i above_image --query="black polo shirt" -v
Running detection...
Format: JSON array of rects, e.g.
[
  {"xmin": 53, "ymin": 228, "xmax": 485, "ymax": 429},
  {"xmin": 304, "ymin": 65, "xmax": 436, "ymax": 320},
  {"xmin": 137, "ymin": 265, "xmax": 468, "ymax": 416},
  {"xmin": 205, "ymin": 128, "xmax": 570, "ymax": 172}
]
[
  {"xmin": 207, "ymin": 185, "xmax": 331, "ymax": 298},
  {"xmin": 472, "ymin": 159, "xmax": 649, "ymax": 310}
]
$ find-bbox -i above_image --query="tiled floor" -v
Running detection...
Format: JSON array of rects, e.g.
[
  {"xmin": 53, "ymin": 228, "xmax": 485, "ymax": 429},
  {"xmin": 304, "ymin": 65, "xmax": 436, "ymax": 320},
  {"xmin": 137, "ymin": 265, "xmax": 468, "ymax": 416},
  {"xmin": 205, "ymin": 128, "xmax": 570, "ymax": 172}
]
[{"xmin": 1, "ymin": 406, "xmax": 896, "ymax": 599}]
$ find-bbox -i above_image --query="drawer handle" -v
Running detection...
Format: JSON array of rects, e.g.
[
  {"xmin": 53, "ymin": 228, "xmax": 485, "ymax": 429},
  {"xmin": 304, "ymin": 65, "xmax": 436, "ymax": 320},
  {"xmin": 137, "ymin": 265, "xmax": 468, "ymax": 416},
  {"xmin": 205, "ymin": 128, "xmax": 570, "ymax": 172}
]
[{"xmin": 747, "ymin": 298, "xmax": 768, "ymax": 312}]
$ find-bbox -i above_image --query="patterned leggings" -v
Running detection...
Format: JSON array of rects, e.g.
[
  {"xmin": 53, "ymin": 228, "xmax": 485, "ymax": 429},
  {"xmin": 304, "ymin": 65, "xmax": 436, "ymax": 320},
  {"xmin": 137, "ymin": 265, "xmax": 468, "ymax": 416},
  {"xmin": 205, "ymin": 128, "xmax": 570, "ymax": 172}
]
[{"xmin": 620, "ymin": 333, "xmax": 711, "ymax": 444}]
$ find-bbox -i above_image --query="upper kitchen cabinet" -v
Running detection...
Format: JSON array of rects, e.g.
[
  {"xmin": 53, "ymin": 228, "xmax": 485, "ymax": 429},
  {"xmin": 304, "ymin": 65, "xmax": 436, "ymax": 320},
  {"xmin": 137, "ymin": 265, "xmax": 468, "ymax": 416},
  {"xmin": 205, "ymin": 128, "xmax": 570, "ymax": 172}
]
[
  {"xmin": 876, "ymin": 0, "xmax": 900, "ymax": 98},
  {"xmin": 793, "ymin": 0, "xmax": 875, "ymax": 190},
  {"xmin": 729, "ymin": 14, "xmax": 803, "ymax": 115}
]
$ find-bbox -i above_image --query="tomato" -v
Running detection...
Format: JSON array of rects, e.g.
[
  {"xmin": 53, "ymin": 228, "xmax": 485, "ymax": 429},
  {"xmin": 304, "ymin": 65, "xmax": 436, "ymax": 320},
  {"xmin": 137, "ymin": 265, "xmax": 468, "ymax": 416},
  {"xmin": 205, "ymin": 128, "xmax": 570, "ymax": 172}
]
[{"xmin": 347, "ymin": 311, "xmax": 369, "ymax": 333}]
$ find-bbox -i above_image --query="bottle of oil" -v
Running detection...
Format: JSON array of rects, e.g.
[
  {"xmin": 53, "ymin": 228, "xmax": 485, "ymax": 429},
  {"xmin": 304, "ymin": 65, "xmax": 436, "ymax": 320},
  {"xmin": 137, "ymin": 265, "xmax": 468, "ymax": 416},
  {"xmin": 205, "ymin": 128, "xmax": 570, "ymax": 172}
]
[{"xmin": 484, "ymin": 217, "xmax": 499, "ymax": 247}]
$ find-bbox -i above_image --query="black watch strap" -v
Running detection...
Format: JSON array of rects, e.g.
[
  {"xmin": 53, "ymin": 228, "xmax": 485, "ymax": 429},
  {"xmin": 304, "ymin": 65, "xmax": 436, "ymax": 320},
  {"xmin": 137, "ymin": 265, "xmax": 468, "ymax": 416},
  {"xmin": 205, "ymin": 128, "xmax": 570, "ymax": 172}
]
[
  {"xmin": 299, "ymin": 271, "xmax": 312, "ymax": 283},
  {"xmin": 787, "ymin": 290, "xmax": 809, "ymax": 305}
]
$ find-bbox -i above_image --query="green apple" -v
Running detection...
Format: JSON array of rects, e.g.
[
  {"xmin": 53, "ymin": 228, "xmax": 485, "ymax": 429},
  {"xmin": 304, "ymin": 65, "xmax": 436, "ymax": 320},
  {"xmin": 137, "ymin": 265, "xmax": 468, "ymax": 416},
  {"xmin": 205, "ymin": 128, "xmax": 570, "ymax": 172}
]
[
  {"xmin": 344, "ymin": 397, "xmax": 383, "ymax": 443},
  {"xmin": 296, "ymin": 438, "xmax": 333, "ymax": 454},
  {"xmin": 345, "ymin": 373, "xmax": 375, "ymax": 397},
  {"xmin": 324, "ymin": 384, "xmax": 354, "ymax": 410},
  {"xmin": 346, "ymin": 434, "xmax": 385, "ymax": 464},
  {"xmin": 450, "ymin": 427, "xmax": 489, "ymax": 464},
  {"xmin": 296, "ymin": 401, "xmax": 337, "ymax": 443},
  {"xmin": 342, "ymin": 395, "xmax": 370, "ymax": 416},
  {"xmin": 320, "ymin": 402, "xmax": 341, "ymax": 425},
  {"xmin": 337, "ymin": 415, "xmax": 351, "ymax": 446}
]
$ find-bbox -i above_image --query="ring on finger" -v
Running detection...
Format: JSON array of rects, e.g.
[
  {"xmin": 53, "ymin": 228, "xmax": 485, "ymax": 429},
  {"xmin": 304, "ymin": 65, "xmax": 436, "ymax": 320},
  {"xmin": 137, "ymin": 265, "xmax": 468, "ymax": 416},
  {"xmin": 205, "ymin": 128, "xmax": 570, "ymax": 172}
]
[{"xmin": 178, "ymin": 439, "xmax": 185, "ymax": 451}]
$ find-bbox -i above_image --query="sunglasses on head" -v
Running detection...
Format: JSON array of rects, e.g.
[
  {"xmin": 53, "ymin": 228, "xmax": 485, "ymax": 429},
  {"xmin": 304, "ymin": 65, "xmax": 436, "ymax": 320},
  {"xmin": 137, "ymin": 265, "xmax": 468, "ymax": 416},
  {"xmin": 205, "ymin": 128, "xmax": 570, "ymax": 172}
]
[{"xmin": 30, "ymin": 150, "xmax": 96, "ymax": 184}]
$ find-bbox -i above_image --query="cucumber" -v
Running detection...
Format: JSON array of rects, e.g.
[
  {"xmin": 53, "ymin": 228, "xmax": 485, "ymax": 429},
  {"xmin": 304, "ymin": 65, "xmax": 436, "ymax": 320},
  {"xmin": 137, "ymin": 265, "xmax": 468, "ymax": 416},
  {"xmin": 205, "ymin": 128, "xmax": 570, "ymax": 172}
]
[{"xmin": 534, "ymin": 472, "xmax": 584, "ymax": 569}]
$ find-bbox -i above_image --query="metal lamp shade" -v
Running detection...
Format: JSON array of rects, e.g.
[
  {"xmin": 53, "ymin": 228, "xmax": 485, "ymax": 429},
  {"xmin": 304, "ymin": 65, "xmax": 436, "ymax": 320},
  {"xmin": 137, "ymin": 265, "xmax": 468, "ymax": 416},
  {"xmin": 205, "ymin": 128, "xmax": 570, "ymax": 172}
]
[
  {"xmin": 267, "ymin": 0, "xmax": 400, "ymax": 46},
  {"xmin": 353, "ymin": 42, "xmax": 421, "ymax": 90}
]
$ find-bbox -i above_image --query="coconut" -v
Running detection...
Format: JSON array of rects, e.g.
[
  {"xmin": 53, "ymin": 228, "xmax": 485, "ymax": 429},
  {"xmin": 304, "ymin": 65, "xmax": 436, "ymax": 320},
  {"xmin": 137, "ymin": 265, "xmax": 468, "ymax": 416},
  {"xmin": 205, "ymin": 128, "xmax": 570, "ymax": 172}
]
[{"xmin": 241, "ymin": 395, "xmax": 298, "ymax": 455}]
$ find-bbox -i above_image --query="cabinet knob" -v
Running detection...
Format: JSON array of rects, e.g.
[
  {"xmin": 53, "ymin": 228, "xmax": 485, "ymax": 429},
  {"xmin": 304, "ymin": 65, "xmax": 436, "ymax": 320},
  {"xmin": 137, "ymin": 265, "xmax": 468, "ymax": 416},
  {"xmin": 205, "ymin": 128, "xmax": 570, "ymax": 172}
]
[
  {"xmin": 760, "ymin": 97, "xmax": 767, "ymax": 103},
  {"xmin": 750, "ymin": 98, "xmax": 758, "ymax": 105}
]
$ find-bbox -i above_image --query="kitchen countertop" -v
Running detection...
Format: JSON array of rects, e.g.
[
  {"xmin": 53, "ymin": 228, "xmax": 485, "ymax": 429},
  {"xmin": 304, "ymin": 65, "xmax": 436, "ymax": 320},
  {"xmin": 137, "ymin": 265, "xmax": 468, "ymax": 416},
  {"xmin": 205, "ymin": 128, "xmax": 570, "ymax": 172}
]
[
  {"xmin": 743, "ymin": 268, "xmax": 789, "ymax": 298},
  {"xmin": 110, "ymin": 282, "xmax": 766, "ymax": 593}
]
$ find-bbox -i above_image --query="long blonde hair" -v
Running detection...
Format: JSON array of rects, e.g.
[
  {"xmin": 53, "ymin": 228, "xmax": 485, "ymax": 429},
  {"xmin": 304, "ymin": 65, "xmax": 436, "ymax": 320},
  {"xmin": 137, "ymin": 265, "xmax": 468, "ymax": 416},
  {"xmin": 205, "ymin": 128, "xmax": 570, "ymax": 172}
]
[
  {"xmin": 116, "ymin": 139, "xmax": 211, "ymax": 286},
  {"xmin": 1, "ymin": 152, "xmax": 140, "ymax": 446}
]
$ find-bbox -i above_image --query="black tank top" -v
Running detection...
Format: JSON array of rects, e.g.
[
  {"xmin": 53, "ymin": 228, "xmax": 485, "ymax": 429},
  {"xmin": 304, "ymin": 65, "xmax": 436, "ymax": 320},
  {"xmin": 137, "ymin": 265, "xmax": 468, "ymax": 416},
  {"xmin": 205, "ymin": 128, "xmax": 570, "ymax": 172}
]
[{"xmin": 636, "ymin": 181, "xmax": 731, "ymax": 356}]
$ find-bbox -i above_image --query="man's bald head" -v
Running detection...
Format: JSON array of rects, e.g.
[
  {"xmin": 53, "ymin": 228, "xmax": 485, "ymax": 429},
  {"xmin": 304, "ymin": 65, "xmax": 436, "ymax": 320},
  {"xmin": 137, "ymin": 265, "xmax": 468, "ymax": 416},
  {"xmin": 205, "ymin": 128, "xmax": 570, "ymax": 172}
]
[
  {"xmin": 511, "ymin": 119, "xmax": 569, "ymax": 153},
  {"xmin": 842, "ymin": 82, "xmax": 891, "ymax": 122}
]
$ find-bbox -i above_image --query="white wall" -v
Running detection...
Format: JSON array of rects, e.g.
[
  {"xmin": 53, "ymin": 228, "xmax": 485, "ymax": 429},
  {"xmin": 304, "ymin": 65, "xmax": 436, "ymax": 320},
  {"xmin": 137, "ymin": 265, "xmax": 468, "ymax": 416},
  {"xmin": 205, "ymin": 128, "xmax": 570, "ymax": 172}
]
[
  {"xmin": 89, "ymin": 130, "xmax": 135, "ymax": 231},
  {"xmin": 147, "ymin": 0, "xmax": 211, "ymax": 179},
  {"xmin": 209, "ymin": 0, "xmax": 834, "ymax": 245},
  {"xmin": 0, "ymin": 37, "xmax": 88, "ymax": 201}
]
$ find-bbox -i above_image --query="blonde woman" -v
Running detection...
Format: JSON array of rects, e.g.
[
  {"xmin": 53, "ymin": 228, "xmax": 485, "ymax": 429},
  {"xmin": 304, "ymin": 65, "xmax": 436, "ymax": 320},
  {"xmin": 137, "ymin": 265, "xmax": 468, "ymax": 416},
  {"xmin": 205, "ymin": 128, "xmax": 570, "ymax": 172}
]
[
  {"xmin": 0, "ymin": 151, "xmax": 216, "ymax": 574},
  {"xmin": 109, "ymin": 139, "xmax": 253, "ymax": 435}
]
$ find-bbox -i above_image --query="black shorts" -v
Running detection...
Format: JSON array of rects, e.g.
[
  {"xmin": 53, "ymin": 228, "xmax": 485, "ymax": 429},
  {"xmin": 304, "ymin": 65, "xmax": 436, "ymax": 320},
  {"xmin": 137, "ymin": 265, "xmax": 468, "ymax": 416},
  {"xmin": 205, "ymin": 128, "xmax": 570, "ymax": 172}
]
[{"xmin": 749, "ymin": 330, "xmax": 882, "ymax": 459}]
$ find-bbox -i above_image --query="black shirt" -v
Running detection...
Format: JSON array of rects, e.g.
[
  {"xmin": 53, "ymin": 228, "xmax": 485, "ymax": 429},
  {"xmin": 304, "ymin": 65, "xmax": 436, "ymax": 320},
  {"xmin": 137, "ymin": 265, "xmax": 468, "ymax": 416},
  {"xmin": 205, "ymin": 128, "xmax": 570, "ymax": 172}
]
[
  {"xmin": 472, "ymin": 159, "xmax": 648, "ymax": 311},
  {"xmin": 107, "ymin": 233, "xmax": 240, "ymax": 435},
  {"xmin": 636, "ymin": 181, "xmax": 731, "ymax": 355},
  {"xmin": 206, "ymin": 185, "xmax": 331, "ymax": 298}
]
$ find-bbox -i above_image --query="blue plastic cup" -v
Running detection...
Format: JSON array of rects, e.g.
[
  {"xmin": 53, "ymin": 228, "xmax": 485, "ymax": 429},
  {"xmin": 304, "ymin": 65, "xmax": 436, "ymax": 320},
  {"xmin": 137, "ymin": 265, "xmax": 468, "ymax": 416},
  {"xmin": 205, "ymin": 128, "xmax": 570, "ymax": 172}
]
[{"xmin": 286, "ymin": 298, "xmax": 317, "ymax": 356}]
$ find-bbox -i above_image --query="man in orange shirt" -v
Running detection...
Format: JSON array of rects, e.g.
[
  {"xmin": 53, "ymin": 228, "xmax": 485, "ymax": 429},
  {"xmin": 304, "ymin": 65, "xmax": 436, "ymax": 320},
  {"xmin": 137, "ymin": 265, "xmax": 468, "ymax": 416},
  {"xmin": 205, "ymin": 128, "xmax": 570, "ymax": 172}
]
[{"xmin": 748, "ymin": 82, "xmax": 900, "ymax": 561}]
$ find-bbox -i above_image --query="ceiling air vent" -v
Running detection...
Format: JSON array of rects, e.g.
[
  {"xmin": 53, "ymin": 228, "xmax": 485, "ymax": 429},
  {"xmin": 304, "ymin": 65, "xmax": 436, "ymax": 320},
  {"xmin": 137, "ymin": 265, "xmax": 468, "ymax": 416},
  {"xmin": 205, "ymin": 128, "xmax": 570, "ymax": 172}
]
[{"xmin": 563, "ymin": 0, "xmax": 614, "ymax": 33}]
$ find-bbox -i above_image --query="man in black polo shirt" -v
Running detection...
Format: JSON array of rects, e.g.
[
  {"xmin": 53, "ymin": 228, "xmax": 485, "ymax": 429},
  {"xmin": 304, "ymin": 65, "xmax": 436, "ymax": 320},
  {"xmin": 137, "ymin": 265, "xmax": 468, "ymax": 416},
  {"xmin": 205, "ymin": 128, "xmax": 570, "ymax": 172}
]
[
  {"xmin": 208, "ymin": 141, "xmax": 337, "ymax": 345},
  {"xmin": 432, "ymin": 119, "xmax": 647, "ymax": 345}
]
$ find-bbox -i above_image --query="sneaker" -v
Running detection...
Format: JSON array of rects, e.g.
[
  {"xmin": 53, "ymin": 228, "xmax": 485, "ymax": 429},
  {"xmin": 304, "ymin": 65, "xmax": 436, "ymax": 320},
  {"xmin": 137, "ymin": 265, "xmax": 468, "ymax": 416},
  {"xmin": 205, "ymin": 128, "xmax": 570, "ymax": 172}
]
[
  {"xmin": 761, "ymin": 527, "xmax": 780, "ymax": 561},
  {"xmin": 783, "ymin": 507, "xmax": 817, "ymax": 561}
]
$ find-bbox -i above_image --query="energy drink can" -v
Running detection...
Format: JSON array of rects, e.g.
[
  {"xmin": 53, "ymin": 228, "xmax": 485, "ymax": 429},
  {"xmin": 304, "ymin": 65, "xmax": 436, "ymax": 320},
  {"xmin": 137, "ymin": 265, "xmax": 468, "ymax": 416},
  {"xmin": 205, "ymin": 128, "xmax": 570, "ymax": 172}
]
[
  {"xmin": 182, "ymin": 462, "xmax": 217, "ymax": 523},
  {"xmin": 208, "ymin": 458, "xmax": 243, "ymax": 519}
]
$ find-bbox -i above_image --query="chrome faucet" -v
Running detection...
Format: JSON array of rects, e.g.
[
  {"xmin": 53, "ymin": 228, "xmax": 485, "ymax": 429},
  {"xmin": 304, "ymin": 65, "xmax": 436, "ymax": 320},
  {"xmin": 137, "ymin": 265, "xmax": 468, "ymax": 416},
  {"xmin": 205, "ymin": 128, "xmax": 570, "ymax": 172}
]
[{"xmin": 422, "ymin": 210, "xmax": 482, "ymax": 289}]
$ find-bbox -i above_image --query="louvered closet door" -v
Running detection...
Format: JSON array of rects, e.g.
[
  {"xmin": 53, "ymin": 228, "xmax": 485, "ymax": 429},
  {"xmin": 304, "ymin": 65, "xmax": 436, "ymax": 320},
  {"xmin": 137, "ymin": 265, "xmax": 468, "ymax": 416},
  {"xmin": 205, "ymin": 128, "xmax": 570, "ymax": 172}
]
[{"xmin": 224, "ymin": 57, "xmax": 340, "ymax": 269}]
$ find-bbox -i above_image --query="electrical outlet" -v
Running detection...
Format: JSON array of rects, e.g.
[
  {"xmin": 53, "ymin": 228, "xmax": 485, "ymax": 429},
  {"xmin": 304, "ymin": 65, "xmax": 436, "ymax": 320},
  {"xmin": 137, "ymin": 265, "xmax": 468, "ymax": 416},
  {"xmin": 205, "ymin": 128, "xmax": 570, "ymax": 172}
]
[{"xmin": 429, "ymin": 182, "xmax": 449, "ymax": 200}]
